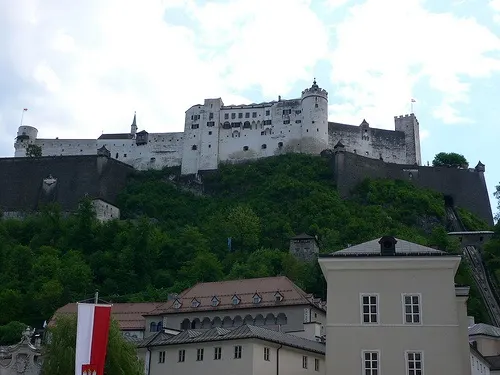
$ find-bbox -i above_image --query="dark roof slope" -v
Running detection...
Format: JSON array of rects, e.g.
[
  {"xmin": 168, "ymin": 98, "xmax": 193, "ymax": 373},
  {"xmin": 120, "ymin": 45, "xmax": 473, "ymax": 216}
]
[
  {"xmin": 98, "ymin": 133, "xmax": 134, "ymax": 140},
  {"xmin": 139, "ymin": 325, "xmax": 325, "ymax": 354},
  {"xmin": 148, "ymin": 276, "xmax": 325, "ymax": 315},
  {"xmin": 0, "ymin": 155, "xmax": 133, "ymax": 212}
]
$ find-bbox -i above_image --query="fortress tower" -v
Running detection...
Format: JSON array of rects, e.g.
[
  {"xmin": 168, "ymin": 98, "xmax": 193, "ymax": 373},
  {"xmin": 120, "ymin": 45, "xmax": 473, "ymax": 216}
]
[
  {"xmin": 394, "ymin": 113, "xmax": 421, "ymax": 165},
  {"xmin": 300, "ymin": 79, "xmax": 329, "ymax": 154},
  {"xmin": 14, "ymin": 125, "xmax": 39, "ymax": 157}
]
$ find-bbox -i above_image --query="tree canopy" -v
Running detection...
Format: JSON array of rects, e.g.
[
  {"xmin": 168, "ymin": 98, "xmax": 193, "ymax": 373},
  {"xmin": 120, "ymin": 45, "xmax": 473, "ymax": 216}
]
[
  {"xmin": 41, "ymin": 315, "xmax": 142, "ymax": 375},
  {"xmin": 432, "ymin": 152, "xmax": 468, "ymax": 168},
  {"xmin": 25, "ymin": 144, "xmax": 42, "ymax": 157},
  {"xmin": 0, "ymin": 154, "xmax": 494, "ymax": 339}
]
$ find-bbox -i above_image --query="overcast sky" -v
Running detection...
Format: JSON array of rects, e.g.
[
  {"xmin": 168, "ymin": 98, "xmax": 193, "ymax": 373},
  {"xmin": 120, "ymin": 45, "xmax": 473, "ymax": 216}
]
[{"xmin": 0, "ymin": 0, "xmax": 499, "ymax": 216}]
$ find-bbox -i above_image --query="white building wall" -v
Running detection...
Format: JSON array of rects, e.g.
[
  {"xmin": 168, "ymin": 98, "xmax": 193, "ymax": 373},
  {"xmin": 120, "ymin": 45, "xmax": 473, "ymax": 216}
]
[
  {"xmin": 470, "ymin": 349, "xmax": 491, "ymax": 375},
  {"xmin": 91, "ymin": 199, "xmax": 120, "ymax": 222}
]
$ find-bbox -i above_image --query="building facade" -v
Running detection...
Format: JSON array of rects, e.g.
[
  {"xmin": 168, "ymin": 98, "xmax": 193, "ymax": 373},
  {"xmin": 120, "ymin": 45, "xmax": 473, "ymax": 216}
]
[
  {"xmin": 318, "ymin": 236, "xmax": 472, "ymax": 375},
  {"xmin": 13, "ymin": 81, "xmax": 421, "ymax": 175},
  {"xmin": 0, "ymin": 328, "xmax": 42, "ymax": 375},
  {"xmin": 144, "ymin": 276, "xmax": 326, "ymax": 339}
]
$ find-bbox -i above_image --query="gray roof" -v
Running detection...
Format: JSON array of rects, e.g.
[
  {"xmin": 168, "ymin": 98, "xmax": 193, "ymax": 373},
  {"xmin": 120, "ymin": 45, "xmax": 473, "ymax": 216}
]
[
  {"xmin": 321, "ymin": 237, "xmax": 449, "ymax": 257},
  {"xmin": 98, "ymin": 133, "xmax": 134, "ymax": 140},
  {"xmin": 139, "ymin": 325, "xmax": 325, "ymax": 354},
  {"xmin": 469, "ymin": 323, "xmax": 500, "ymax": 338}
]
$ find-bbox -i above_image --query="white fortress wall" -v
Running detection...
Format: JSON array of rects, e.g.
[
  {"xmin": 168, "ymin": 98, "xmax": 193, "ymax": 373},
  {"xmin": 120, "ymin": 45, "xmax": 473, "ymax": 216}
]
[{"xmin": 35, "ymin": 139, "xmax": 98, "ymax": 157}]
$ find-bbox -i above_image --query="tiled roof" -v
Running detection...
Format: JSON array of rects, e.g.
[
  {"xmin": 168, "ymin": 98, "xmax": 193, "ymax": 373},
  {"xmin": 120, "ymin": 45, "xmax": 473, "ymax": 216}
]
[
  {"xmin": 148, "ymin": 276, "xmax": 325, "ymax": 315},
  {"xmin": 139, "ymin": 325, "xmax": 325, "ymax": 354},
  {"xmin": 468, "ymin": 323, "xmax": 500, "ymax": 338},
  {"xmin": 320, "ymin": 237, "xmax": 448, "ymax": 257},
  {"xmin": 98, "ymin": 133, "xmax": 134, "ymax": 140},
  {"xmin": 51, "ymin": 302, "xmax": 163, "ymax": 330},
  {"xmin": 484, "ymin": 355, "xmax": 500, "ymax": 370},
  {"xmin": 290, "ymin": 233, "xmax": 316, "ymax": 240}
]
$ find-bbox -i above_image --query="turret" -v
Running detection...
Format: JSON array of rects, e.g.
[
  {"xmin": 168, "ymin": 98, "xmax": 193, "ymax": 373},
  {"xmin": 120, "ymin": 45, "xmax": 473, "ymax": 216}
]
[
  {"xmin": 394, "ymin": 113, "xmax": 421, "ymax": 165},
  {"xmin": 14, "ymin": 126, "xmax": 38, "ymax": 156},
  {"xmin": 300, "ymin": 79, "xmax": 329, "ymax": 154},
  {"xmin": 131, "ymin": 112, "xmax": 137, "ymax": 135}
]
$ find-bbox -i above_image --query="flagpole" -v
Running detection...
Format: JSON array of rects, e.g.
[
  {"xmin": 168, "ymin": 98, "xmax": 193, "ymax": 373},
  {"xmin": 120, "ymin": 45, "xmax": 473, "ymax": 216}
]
[{"xmin": 20, "ymin": 108, "xmax": 27, "ymax": 126}]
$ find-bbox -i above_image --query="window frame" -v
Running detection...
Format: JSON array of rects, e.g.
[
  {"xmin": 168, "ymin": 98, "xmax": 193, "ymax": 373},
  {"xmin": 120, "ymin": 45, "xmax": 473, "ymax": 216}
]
[
  {"xmin": 405, "ymin": 350, "xmax": 424, "ymax": 375},
  {"xmin": 196, "ymin": 348, "xmax": 204, "ymax": 361},
  {"xmin": 360, "ymin": 293, "xmax": 379, "ymax": 325},
  {"xmin": 302, "ymin": 355, "xmax": 308, "ymax": 369},
  {"xmin": 402, "ymin": 293, "xmax": 422, "ymax": 325},
  {"xmin": 361, "ymin": 350, "xmax": 380, "ymax": 375},
  {"xmin": 264, "ymin": 347, "xmax": 270, "ymax": 361},
  {"xmin": 158, "ymin": 351, "xmax": 165, "ymax": 363},
  {"xmin": 314, "ymin": 358, "xmax": 319, "ymax": 371},
  {"xmin": 178, "ymin": 349, "xmax": 185, "ymax": 363},
  {"xmin": 234, "ymin": 345, "xmax": 242, "ymax": 359},
  {"xmin": 214, "ymin": 347, "xmax": 222, "ymax": 360}
]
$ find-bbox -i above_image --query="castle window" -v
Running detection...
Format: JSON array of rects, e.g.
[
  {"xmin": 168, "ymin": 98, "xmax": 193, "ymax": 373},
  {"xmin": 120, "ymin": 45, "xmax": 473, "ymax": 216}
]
[
  {"xmin": 238, "ymin": 113, "xmax": 243, "ymax": 119},
  {"xmin": 209, "ymin": 144, "xmax": 211, "ymax": 148},
  {"xmin": 252, "ymin": 112, "xmax": 257, "ymax": 118},
  {"xmin": 283, "ymin": 109, "xmax": 292, "ymax": 115},
  {"xmin": 265, "ymin": 110, "xmax": 270, "ymax": 116},
  {"xmin": 207, "ymin": 121, "xmax": 215, "ymax": 127},
  {"xmin": 283, "ymin": 120, "xmax": 290, "ymax": 124},
  {"xmin": 224, "ymin": 113, "xmax": 229, "ymax": 120},
  {"xmin": 191, "ymin": 299, "xmax": 201, "ymax": 308},
  {"xmin": 296, "ymin": 120, "xmax": 302, "ymax": 123},
  {"xmin": 295, "ymin": 110, "xmax": 302, "ymax": 114},
  {"xmin": 262, "ymin": 144, "xmax": 267, "ymax": 149},
  {"xmin": 124, "ymin": 153, "xmax": 127, "ymax": 157},
  {"xmin": 245, "ymin": 112, "xmax": 250, "ymax": 118},
  {"xmin": 191, "ymin": 124, "xmax": 199, "ymax": 129},
  {"xmin": 243, "ymin": 146, "xmax": 249, "ymax": 151},
  {"xmin": 232, "ymin": 131, "xmax": 240, "ymax": 138},
  {"xmin": 192, "ymin": 145, "xmax": 197, "ymax": 150},
  {"xmin": 209, "ymin": 112, "xmax": 214, "ymax": 119},
  {"xmin": 253, "ymin": 293, "xmax": 262, "ymax": 304},
  {"xmin": 232, "ymin": 122, "xmax": 241, "ymax": 128},
  {"xmin": 243, "ymin": 121, "xmax": 251, "ymax": 129},
  {"xmin": 278, "ymin": 142, "xmax": 283, "ymax": 148},
  {"xmin": 366, "ymin": 151, "xmax": 369, "ymax": 155},
  {"xmin": 209, "ymin": 131, "xmax": 212, "ymax": 135},
  {"xmin": 115, "ymin": 153, "xmax": 119, "ymax": 158},
  {"xmin": 263, "ymin": 120, "xmax": 272, "ymax": 125},
  {"xmin": 312, "ymin": 121, "xmax": 315, "ymax": 124},
  {"xmin": 223, "ymin": 122, "xmax": 231, "ymax": 129},
  {"xmin": 261, "ymin": 131, "xmax": 265, "ymax": 135},
  {"xmin": 315, "ymin": 104, "xmax": 318, "ymax": 108},
  {"xmin": 211, "ymin": 296, "xmax": 220, "ymax": 307},
  {"xmin": 317, "ymin": 128, "xmax": 319, "ymax": 132},
  {"xmin": 231, "ymin": 113, "xmax": 236, "ymax": 119}
]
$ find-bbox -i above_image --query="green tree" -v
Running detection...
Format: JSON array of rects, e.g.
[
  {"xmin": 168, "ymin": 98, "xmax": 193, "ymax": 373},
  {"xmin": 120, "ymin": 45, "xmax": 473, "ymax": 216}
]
[
  {"xmin": 0, "ymin": 321, "xmax": 27, "ymax": 345},
  {"xmin": 494, "ymin": 183, "xmax": 500, "ymax": 221},
  {"xmin": 25, "ymin": 144, "xmax": 42, "ymax": 157},
  {"xmin": 42, "ymin": 315, "xmax": 142, "ymax": 375},
  {"xmin": 432, "ymin": 152, "xmax": 468, "ymax": 168},
  {"xmin": 224, "ymin": 205, "xmax": 261, "ymax": 251}
]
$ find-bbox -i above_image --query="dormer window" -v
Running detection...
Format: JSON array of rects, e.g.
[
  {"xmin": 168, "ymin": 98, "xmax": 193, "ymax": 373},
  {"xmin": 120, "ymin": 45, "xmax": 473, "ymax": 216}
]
[
  {"xmin": 173, "ymin": 299, "xmax": 182, "ymax": 309},
  {"xmin": 274, "ymin": 292, "xmax": 284, "ymax": 302},
  {"xmin": 211, "ymin": 296, "xmax": 220, "ymax": 307},
  {"xmin": 191, "ymin": 298, "xmax": 200, "ymax": 308},
  {"xmin": 232, "ymin": 295, "xmax": 241, "ymax": 305},
  {"xmin": 253, "ymin": 294, "xmax": 262, "ymax": 304}
]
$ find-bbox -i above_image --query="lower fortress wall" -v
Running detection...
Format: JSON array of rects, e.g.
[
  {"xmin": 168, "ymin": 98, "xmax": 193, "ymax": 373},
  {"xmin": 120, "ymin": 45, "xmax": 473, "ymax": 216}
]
[{"xmin": 330, "ymin": 150, "xmax": 494, "ymax": 226}]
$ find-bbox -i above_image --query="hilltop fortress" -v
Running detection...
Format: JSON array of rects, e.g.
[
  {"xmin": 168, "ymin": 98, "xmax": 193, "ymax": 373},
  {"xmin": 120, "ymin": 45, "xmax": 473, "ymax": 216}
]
[{"xmin": 14, "ymin": 80, "xmax": 421, "ymax": 175}]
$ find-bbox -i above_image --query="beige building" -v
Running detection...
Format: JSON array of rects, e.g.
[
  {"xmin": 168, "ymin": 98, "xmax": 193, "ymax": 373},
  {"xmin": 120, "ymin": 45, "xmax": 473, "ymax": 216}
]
[
  {"xmin": 138, "ymin": 324, "xmax": 325, "ymax": 375},
  {"xmin": 318, "ymin": 235, "xmax": 472, "ymax": 375},
  {"xmin": 144, "ymin": 276, "xmax": 326, "ymax": 338}
]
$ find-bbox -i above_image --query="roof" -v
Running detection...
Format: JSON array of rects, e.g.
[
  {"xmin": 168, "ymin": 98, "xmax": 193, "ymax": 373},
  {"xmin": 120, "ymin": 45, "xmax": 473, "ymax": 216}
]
[
  {"xmin": 485, "ymin": 355, "xmax": 500, "ymax": 370},
  {"xmin": 0, "ymin": 155, "xmax": 133, "ymax": 212},
  {"xmin": 469, "ymin": 323, "xmax": 500, "ymax": 338},
  {"xmin": 139, "ymin": 325, "xmax": 325, "ymax": 354},
  {"xmin": 51, "ymin": 302, "xmax": 163, "ymax": 330},
  {"xmin": 319, "ymin": 237, "xmax": 451, "ymax": 258},
  {"xmin": 148, "ymin": 276, "xmax": 325, "ymax": 315},
  {"xmin": 98, "ymin": 133, "xmax": 134, "ymax": 140},
  {"xmin": 290, "ymin": 233, "xmax": 316, "ymax": 240}
]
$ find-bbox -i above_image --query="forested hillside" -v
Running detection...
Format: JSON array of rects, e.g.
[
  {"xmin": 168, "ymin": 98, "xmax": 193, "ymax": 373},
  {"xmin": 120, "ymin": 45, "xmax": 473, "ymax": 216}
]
[{"xmin": 0, "ymin": 154, "xmax": 496, "ymax": 343}]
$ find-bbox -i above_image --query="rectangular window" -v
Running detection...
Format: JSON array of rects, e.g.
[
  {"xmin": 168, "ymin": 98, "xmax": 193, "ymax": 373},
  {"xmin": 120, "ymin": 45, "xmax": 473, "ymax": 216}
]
[
  {"xmin": 283, "ymin": 120, "xmax": 290, "ymax": 124},
  {"xmin": 283, "ymin": 109, "xmax": 292, "ymax": 115},
  {"xmin": 245, "ymin": 112, "xmax": 250, "ymax": 118},
  {"xmin": 238, "ymin": 113, "xmax": 243, "ymax": 118},
  {"xmin": 264, "ymin": 347, "xmax": 270, "ymax": 361},
  {"xmin": 295, "ymin": 110, "xmax": 302, "ymax": 114},
  {"xmin": 191, "ymin": 124, "xmax": 199, "ymax": 129},
  {"xmin": 158, "ymin": 351, "xmax": 165, "ymax": 363},
  {"xmin": 315, "ymin": 358, "xmax": 319, "ymax": 371},
  {"xmin": 252, "ymin": 112, "xmax": 257, "ymax": 118},
  {"xmin": 361, "ymin": 294, "xmax": 378, "ymax": 324},
  {"xmin": 224, "ymin": 113, "xmax": 229, "ymax": 120},
  {"xmin": 178, "ymin": 349, "xmax": 185, "ymax": 362},
  {"xmin": 209, "ymin": 112, "xmax": 214, "ymax": 119},
  {"xmin": 295, "ymin": 120, "xmax": 302, "ymax": 123},
  {"xmin": 214, "ymin": 347, "xmax": 221, "ymax": 360},
  {"xmin": 406, "ymin": 351, "xmax": 423, "ymax": 375},
  {"xmin": 403, "ymin": 294, "xmax": 421, "ymax": 324},
  {"xmin": 207, "ymin": 121, "xmax": 215, "ymax": 127},
  {"xmin": 362, "ymin": 351, "xmax": 379, "ymax": 375},
  {"xmin": 265, "ymin": 110, "xmax": 270, "ymax": 116},
  {"xmin": 196, "ymin": 348, "xmax": 204, "ymax": 361},
  {"xmin": 234, "ymin": 345, "xmax": 242, "ymax": 359},
  {"xmin": 302, "ymin": 356, "xmax": 308, "ymax": 369},
  {"xmin": 231, "ymin": 113, "xmax": 236, "ymax": 119}
]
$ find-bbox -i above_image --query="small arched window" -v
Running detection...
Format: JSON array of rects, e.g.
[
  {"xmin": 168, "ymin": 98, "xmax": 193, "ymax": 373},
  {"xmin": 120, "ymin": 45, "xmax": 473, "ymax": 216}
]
[
  {"xmin": 261, "ymin": 144, "xmax": 267, "ymax": 149},
  {"xmin": 243, "ymin": 146, "xmax": 249, "ymax": 151},
  {"xmin": 278, "ymin": 142, "xmax": 283, "ymax": 148},
  {"xmin": 192, "ymin": 145, "xmax": 197, "ymax": 150}
]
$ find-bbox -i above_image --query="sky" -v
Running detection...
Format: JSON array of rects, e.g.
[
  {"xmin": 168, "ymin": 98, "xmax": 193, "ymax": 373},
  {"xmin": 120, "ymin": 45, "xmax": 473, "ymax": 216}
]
[{"xmin": 0, "ymin": 0, "xmax": 499, "ymax": 217}]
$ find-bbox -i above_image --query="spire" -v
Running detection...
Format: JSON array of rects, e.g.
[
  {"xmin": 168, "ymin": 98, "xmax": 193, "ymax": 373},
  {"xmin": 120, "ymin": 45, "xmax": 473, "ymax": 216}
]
[
  {"xmin": 131, "ymin": 111, "xmax": 137, "ymax": 135},
  {"xmin": 311, "ymin": 78, "xmax": 319, "ymax": 89},
  {"xmin": 132, "ymin": 111, "xmax": 137, "ymax": 127}
]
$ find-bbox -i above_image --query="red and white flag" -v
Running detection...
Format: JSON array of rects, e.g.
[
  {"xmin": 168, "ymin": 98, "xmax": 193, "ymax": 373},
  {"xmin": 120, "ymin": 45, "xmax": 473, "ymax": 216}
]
[{"xmin": 75, "ymin": 303, "xmax": 112, "ymax": 375}]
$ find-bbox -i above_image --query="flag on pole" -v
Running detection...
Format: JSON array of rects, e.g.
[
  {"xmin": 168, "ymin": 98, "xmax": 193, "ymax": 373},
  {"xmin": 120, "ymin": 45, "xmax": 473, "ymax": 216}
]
[
  {"xmin": 23, "ymin": 108, "xmax": 28, "ymax": 111},
  {"xmin": 75, "ymin": 303, "xmax": 112, "ymax": 375},
  {"xmin": 411, "ymin": 98, "xmax": 416, "ymax": 103}
]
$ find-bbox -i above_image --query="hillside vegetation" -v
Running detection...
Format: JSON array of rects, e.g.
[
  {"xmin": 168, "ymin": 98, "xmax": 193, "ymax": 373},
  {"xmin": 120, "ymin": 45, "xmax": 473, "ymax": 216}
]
[{"xmin": 0, "ymin": 154, "xmax": 494, "ymax": 343}]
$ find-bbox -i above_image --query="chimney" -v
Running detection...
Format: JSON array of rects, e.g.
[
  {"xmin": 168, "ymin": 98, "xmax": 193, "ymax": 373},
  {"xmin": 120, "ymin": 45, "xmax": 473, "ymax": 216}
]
[
  {"xmin": 379, "ymin": 236, "xmax": 397, "ymax": 256},
  {"xmin": 468, "ymin": 316, "xmax": 475, "ymax": 327}
]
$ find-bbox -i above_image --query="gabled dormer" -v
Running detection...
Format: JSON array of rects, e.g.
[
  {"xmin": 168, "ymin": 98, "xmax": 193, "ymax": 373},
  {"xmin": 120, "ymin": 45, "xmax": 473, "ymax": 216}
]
[
  {"xmin": 275, "ymin": 291, "xmax": 284, "ymax": 302},
  {"xmin": 252, "ymin": 293, "xmax": 262, "ymax": 304},
  {"xmin": 211, "ymin": 296, "xmax": 220, "ymax": 307},
  {"xmin": 231, "ymin": 294, "xmax": 241, "ymax": 305},
  {"xmin": 191, "ymin": 298, "xmax": 200, "ymax": 308},
  {"xmin": 173, "ymin": 299, "xmax": 182, "ymax": 309}
]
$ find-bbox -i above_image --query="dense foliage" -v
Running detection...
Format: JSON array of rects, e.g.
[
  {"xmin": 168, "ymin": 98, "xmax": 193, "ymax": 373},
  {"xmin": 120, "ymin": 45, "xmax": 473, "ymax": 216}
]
[
  {"xmin": 432, "ymin": 152, "xmax": 468, "ymax": 168},
  {"xmin": 41, "ymin": 316, "xmax": 142, "ymax": 375},
  {"xmin": 0, "ymin": 154, "xmax": 493, "ymax": 343}
]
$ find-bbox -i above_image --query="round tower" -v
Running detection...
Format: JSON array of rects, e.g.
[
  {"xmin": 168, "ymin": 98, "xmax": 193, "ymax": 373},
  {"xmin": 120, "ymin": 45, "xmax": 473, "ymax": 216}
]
[
  {"xmin": 14, "ymin": 126, "xmax": 38, "ymax": 154},
  {"xmin": 300, "ymin": 79, "xmax": 329, "ymax": 154}
]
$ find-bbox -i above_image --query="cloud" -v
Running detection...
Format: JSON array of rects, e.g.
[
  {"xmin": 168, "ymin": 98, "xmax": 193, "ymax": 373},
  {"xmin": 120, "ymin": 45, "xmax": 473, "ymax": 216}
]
[
  {"xmin": 0, "ymin": 0, "xmax": 327, "ymax": 152},
  {"xmin": 327, "ymin": 0, "xmax": 500, "ymax": 127}
]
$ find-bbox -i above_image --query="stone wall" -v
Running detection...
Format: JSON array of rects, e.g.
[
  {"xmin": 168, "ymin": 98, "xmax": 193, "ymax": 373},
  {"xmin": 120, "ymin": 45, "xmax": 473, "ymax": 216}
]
[{"xmin": 331, "ymin": 150, "xmax": 493, "ymax": 225}]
